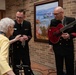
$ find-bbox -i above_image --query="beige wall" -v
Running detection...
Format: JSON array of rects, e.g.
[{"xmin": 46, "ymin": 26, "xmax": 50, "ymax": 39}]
[
  {"xmin": 0, "ymin": 0, "xmax": 5, "ymax": 10},
  {"xmin": 5, "ymin": 0, "xmax": 76, "ymax": 70}
]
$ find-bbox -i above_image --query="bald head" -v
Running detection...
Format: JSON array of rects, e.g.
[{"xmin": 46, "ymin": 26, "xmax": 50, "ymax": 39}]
[
  {"xmin": 54, "ymin": 6, "xmax": 64, "ymax": 13},
  {"xmin": 53, "ymin": 6, "xmax": 64, "ymax": 20}
]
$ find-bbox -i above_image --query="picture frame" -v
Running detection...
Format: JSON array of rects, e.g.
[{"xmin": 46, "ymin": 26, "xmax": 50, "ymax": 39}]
[{"xmin": 34, "ymin": 0, "xmax": 63, "ymax": 43}]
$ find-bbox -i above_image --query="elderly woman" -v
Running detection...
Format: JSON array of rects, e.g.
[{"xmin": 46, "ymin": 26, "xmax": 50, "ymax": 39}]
[{"xmin": 0, "ymin": 17, "xmax": 21, "ymax": 75}]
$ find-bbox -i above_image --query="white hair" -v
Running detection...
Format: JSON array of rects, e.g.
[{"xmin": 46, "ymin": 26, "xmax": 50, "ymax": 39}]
[{"xmin": 0, "ymin": 17, "xmax": 15, "ymax": 33}]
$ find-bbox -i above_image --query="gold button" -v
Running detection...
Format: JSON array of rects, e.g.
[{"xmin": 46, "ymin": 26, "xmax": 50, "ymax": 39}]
[
  {"xmin": 17, "ymin": 42, "xmax": 19, "ymax": 44},
  {"xmin": 60, "ymin": 39, "xmax": 62, "ymax": 40},
  {"xmin": 66, "ymin": 39, "xmax": 68, "ymax": 41},
  {"xmin": 17, "ymin": 46, "xmax": 19, "ymax": 48},
  {"xmin": 60, "ymin": 43, "xmax": 61, "ymax": 45}
]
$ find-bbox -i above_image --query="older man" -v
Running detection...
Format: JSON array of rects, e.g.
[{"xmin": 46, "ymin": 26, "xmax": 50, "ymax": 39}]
[{"xmin": 48, "ymin": 6, "xmax": 76, "ymax": 75}]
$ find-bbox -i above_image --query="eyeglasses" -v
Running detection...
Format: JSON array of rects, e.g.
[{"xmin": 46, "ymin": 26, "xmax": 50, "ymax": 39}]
[
  {"xmin": 10, "ymin": 26, "xmax": 14, "ymax": 29},
  {"xmin": 53, "ymin": 12, "xmax": 62, "ymax": 15}
]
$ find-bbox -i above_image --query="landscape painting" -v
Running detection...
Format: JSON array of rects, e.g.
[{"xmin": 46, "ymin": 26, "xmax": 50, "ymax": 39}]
[{"xmin": 34, "ymin": 1, "xmax": 59, "ymax": 43}]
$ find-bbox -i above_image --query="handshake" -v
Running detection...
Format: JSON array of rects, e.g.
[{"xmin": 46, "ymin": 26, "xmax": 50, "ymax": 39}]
[
  {"xmin": 10, "ymin": 35, "xmax": 28, "ymax": 44},
  {"xmin": 14, "ymin": 34, "xmax": 28, "ymax": 42}
]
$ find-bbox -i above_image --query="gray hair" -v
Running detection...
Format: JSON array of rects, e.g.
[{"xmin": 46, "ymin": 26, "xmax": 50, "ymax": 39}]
[{"xmin": 0, "ymin": 17, "xmax": 15, "ymax": 33}]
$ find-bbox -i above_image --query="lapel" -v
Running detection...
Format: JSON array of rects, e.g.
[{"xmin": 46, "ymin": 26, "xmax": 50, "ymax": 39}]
[{"xmin": 63, "ymin": 16, "xmax": 67, "ymax": 26}]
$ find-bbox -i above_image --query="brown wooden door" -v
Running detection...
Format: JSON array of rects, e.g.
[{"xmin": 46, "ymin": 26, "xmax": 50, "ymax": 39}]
[{"xmin": 0, "ymin": 10, "xmax": 5, "ymax": 20}]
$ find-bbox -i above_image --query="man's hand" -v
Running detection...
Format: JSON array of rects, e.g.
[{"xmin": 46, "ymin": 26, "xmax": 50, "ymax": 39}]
[
  {"xmin": 61, "ymin": 33, "xmax": 70, "ymax": 39},
  {"xmin": 23, "ymin": 35, "xmax": 28, "ymax": 40},
  {"xmin": 49, "ymin": 45, "xmax": 53, "ymax": 52},
  {"xmin": 19, "ymin": 35, "xmax": 28, "ymax": 42},
  {"xmin": 19, "ymin": 37, "xmax": 24, "ymax": 42}
]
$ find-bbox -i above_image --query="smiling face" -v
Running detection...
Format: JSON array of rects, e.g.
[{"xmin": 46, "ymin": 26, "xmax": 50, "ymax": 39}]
[{"xmin": 16, "ymin": 12, "xmax": 25, "ymax": 24}]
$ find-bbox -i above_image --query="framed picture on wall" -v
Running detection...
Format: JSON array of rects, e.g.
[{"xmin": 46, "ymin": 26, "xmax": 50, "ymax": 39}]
[{"xmin": 34, "ymin": 0, "xmax": 63, "ymax": 43}]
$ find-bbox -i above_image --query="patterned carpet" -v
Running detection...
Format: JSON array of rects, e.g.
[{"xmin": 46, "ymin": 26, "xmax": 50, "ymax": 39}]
[
  {"xmin": 17, "ymin": 61, "xmax": 76, "ymax": 75},
  {"xmin": 31, "ymin": 62, "xmax": 56, "ymax": 75}
]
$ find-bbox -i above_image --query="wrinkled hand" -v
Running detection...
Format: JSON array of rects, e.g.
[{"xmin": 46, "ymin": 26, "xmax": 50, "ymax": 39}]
[
  {"xmin": 6, "ymin": 70, "xmax": 15, "ymax": 75},
  {"xmin": 19, "ymin": 35, "xmax": 28, "ymax": 42},
  {"xmin": 61, "ymin": 33, "xmax": 70, "ymax": 39},
  {"xmin": 9, "ymin": 35, "xmax": 21, "ymax": 44},
  {"xmin": 14, "ymin": 35, "xmax": 21, "ymax": 41}
]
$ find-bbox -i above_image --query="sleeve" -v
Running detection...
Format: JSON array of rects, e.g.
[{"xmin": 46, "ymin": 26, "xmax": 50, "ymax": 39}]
[
  {"xmin": 0, "ymin": 39, "xmax": 11, "ymax": 75},
  {"xmin": 27, "ymin": 22, "xmax": 32, "ymax": 42},
  {"xmin": 69, "ymin": 19, "xmax": 76, "ymax": 38},
  {"xmin": 48, "ymin": 20, "xmax": 54, "ymax": 45}
]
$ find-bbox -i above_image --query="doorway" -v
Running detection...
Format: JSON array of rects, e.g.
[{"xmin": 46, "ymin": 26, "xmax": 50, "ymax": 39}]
[{"xmin": 0, "ymin": 10, "xmax": 5, "ymax": 20}]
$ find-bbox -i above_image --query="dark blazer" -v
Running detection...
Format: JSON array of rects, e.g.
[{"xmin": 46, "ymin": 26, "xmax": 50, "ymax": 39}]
[
  {"xmin": 12, "ymin": 20, "xmax": 32, "ymax": 48},
  {"xmin": 49, "ymin": 16, "xmax": 76, "ymax": 55},
  {"xmin": 10, "ymin": 20, "xmax": 32, "ymax": 65}
]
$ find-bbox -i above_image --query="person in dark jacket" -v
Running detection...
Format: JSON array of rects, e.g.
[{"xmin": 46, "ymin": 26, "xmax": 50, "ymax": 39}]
[
  {"xmin": 10, "ymin": 9, "xmax": 34, "ymax": 75},
  {"xmin": 48, "ymin": 6, "xmax": 76, "ymax": 75}
]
